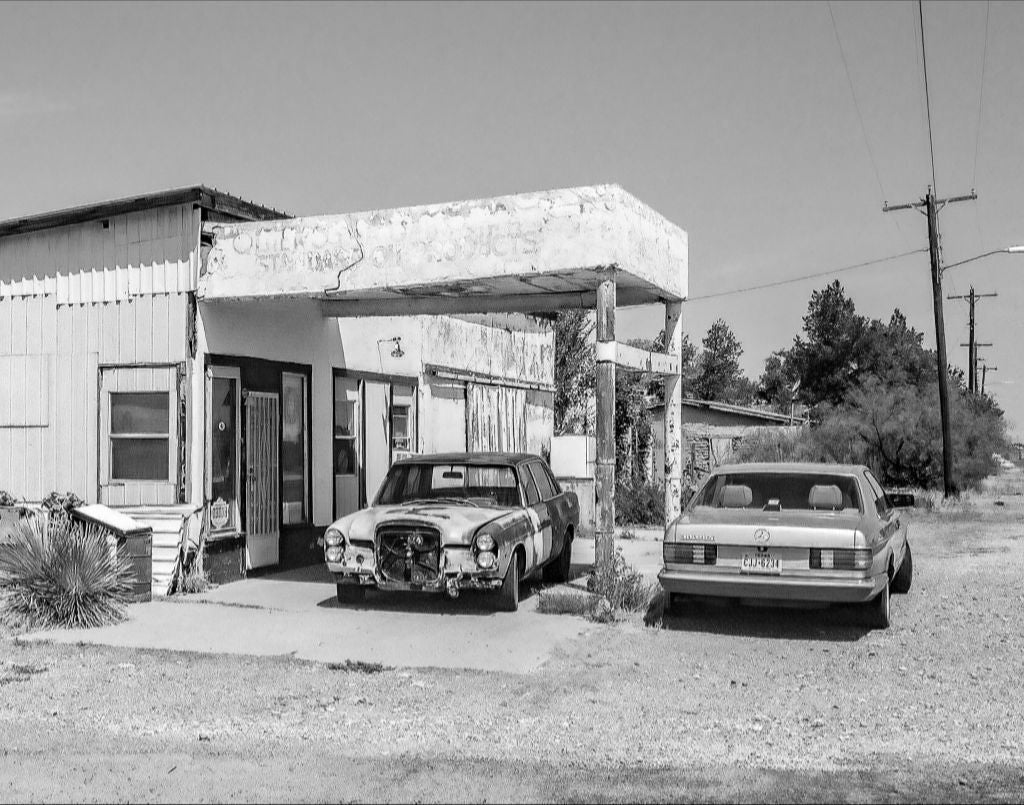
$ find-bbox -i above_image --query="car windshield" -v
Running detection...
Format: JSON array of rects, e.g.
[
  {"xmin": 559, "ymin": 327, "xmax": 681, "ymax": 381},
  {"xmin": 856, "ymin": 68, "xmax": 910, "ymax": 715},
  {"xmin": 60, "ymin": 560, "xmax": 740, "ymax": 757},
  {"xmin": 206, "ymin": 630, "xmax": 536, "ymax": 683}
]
[
  {"xmin": 376, "ymin": 463, "xmax": 521, "ymax": 508},
  {"xmin": 689, "ymin": 472, "xmax": 862, "ymax": 513}
]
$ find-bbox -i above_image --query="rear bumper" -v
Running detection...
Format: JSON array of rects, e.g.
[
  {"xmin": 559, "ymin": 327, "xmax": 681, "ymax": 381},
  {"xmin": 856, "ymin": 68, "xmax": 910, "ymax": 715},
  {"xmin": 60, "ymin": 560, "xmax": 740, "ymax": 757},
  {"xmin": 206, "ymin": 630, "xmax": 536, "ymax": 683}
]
[{"xmin": 658, "ymin": 567, "xmax": 884, "ymax": 603}]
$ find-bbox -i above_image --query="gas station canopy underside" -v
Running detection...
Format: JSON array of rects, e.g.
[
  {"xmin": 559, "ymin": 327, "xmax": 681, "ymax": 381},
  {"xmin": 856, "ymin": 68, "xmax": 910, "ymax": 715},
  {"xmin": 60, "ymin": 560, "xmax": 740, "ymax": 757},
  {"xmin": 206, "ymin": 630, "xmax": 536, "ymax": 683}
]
[{"xmin": 197, "ymin": 184, "xmax": 688, "ymax": 316}]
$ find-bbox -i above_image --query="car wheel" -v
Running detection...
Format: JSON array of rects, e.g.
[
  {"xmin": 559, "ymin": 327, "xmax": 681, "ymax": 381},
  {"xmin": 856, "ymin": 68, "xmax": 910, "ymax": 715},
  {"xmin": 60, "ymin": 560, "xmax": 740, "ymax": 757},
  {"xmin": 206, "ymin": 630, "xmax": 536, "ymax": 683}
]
[
  {"xmin": 336, "ymin": 583, "xmax": 365, "ymax": 605},
  {"xmin": 866, "ymin": 574, "xmax": 890, "ymax": 629},
  {"xmin": 891, "ymin": 542, "xmax": 913, "ymax": 594},
  {"xmin": 497, "ymin": 552, "xmax": 521, "ymax": 612},
  {"xmin": 667, "ymin": 592, "xmax": 685, "ymax": 615},
  {"xmin": 543, "ymin": 533, "xmax": 573, "ymax": 584}
]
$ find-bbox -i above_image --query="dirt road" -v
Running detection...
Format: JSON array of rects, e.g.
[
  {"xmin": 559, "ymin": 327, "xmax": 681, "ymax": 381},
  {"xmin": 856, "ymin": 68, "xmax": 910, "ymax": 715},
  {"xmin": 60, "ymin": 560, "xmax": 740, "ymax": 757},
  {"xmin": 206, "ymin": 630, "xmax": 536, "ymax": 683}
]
[{"xmin": 2, "ymin": 500, "xmax": 1023, "ymax": 802}]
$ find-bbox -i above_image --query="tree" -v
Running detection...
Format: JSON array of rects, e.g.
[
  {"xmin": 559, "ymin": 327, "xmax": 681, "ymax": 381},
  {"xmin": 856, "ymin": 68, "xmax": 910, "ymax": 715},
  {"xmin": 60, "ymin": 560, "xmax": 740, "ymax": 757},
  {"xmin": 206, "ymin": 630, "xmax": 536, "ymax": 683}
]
[
  {"xmin": 694, "ymin": 319, "xmax": 745, "ymax": 402},
  {"xmin": 788, "ymin": 280, "xmax": 867, "ymax": 407},
  {"xmin": 553, "ymin": 310, "xmax": 595, "ymax": 434},
  {"xmin": 757, "ymin": 350, "xmax": 799, "ymax": 411},
  {"xmin": 860, "ymin": 309, "xmax": 933, "ymax": 389}
]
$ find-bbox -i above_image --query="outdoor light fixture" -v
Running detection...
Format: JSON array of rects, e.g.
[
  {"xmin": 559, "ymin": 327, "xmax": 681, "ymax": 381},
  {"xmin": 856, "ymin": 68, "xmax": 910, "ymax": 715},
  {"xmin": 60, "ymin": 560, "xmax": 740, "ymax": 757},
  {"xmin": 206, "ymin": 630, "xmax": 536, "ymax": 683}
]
[
  {"xmin": 377, "ymin": 336, "xmax": 404, "ymax": 358},
  {"xmin": 942, "ymin": 245, "xmax": 1024, "ymax": 273}
]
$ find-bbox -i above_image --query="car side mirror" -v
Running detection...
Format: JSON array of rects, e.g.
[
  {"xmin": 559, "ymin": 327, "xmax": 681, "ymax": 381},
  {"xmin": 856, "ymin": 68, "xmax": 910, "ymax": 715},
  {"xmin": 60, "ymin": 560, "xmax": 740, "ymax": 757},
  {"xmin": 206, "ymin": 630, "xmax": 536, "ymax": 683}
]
[{"xmin": 888, "ymin": 492, "xmax": 915, "ymax": 508}]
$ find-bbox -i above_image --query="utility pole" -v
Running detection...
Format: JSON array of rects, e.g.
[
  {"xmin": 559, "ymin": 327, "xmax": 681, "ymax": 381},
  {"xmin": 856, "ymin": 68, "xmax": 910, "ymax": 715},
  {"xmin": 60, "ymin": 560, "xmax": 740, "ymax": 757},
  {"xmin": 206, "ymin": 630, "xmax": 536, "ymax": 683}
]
[
  {"xmin": 884, "ymin": 187, "xmax": 976, "ymax": 498},
  {"xmin": 949, "ymin": 286, "xmax": 997, "ymax": 392},
  {"xmin": 980, "ymin": 361, "xmax": 997, "ymax": 395}
]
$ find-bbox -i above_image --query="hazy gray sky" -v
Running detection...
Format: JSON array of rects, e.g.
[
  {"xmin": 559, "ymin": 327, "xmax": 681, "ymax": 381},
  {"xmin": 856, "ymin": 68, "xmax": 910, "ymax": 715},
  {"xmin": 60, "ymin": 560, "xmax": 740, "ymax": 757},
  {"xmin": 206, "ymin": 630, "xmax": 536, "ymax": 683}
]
[{"xmin": 3, "ymin": 1, "xmax": 1023, "ymax": 436}]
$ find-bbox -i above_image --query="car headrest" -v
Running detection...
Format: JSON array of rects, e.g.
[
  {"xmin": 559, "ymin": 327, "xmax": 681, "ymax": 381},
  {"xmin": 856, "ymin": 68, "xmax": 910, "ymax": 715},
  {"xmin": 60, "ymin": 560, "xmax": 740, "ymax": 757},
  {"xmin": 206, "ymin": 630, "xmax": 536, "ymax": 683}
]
[
  {"xmin": 720, "ymin": 484, "xmax": 753, "ymax": 508},
  {"xmin": 808, "ymin": 484, "xmax": 843, "ymax": 510}
]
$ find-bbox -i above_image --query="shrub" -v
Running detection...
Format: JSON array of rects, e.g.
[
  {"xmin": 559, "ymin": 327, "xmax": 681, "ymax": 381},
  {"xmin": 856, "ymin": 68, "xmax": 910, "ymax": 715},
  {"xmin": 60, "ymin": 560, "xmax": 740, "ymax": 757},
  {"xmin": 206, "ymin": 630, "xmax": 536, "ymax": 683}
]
[
  {"xmin": 615, "ymin": 478, "xmax": 665, "ymax": 526},
  {"xmin": 587, "ymin": 548, "xmax": 656, "ymax": 614},
  {"xmin": 40, "ymin": 490, "xmax": 85, "ymax": 532},
  {"xmin": 0, "ymin": 517, "xmax": 134, "ymax": 630},
  {"xmin": 176, "ymin": 548, "xmax": 211, "ymax": 595},
  {"xmin": 0, "ymin": 490, "xmax": 17, "ymax": 507}
]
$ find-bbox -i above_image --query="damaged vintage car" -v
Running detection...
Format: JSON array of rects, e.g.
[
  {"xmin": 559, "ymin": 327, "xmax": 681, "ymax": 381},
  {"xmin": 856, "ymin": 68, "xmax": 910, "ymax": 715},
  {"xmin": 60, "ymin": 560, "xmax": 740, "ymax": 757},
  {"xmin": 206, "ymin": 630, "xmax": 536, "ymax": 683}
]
[{"xmin": 323, "ymin": 452, "xmax": 580, "ymax": 611}]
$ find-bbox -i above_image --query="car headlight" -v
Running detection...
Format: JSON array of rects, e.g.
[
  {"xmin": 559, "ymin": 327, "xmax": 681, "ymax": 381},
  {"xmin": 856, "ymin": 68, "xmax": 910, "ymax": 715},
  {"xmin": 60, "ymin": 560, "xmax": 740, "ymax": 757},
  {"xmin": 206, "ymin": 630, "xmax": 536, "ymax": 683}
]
[
  {"xmin": 325, "ymin": 547, "xmax": 344, "ymax": 563},
  {"xmin": 324, "ymin": 527, "xmax": 345, "ymax": 548},
  {"xmin": 476, "ymin": 551, "xmax": 496, "ymax": 570},
  {"xmin": 475, "ymin": 533, "xmax": 496, "ymax": 553}
]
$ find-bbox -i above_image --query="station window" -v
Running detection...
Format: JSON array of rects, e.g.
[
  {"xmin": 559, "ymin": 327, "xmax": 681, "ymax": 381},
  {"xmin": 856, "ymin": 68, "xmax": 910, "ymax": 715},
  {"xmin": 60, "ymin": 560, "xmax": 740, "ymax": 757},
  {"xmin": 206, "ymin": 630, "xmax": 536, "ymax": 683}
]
[{"xmin": 109, "ymin": 392, "xmax": 172, "ymax": 481}]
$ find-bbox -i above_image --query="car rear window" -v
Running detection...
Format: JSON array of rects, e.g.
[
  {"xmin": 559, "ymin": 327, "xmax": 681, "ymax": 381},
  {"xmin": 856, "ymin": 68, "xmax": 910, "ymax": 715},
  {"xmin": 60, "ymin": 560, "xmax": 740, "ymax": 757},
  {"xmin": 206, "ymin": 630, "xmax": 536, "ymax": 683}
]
[{"xmin": 689, "ymin": 472, "xmax": 862, "ymax": 513}]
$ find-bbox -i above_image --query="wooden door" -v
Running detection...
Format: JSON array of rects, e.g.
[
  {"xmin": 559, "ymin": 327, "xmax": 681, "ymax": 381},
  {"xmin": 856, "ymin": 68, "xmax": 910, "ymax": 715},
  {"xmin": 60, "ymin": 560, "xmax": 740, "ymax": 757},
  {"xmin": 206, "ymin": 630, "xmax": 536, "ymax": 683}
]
[{"xmin": 245, "ymin": 392, "xmax": 280, "ymax": 569}]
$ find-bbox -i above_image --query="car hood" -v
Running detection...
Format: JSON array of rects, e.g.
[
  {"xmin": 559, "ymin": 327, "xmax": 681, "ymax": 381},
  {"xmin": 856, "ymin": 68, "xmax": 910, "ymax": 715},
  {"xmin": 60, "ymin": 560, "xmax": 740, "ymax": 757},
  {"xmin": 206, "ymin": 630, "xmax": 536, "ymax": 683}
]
[{"xmin": 332, "ymin": 502, "xmax": 514, "ymax": 546}]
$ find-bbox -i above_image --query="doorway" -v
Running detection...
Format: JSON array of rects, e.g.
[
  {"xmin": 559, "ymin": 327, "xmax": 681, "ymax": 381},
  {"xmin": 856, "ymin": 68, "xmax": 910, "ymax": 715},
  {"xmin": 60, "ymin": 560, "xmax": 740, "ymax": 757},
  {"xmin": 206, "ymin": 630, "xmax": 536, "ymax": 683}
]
[
  {"xmin": 245, "ymin": 391, "xmax": 280, "ymax": 569},
  {"xmin": 333, "ymin": 373, "xmax": 417, "ymax": 519}
]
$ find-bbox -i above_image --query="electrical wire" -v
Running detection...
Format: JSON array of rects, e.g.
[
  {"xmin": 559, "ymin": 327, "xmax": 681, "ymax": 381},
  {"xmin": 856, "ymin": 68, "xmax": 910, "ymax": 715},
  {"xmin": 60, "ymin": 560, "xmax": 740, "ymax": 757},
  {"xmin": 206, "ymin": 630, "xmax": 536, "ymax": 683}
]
[
  {"xmin": 827, "ymin": 3, "xmax": 892, "ymax": 216},
  {"xmin": 918, "ymin": 0, "xmax": 939, "ymax": 197},
  {"xmin": 827, "ymin": 1, "xmax": 911, "ymax": 249},
  {"xmin": 686, "ymin": 248, "xmax": 928, "ymax": 301}
]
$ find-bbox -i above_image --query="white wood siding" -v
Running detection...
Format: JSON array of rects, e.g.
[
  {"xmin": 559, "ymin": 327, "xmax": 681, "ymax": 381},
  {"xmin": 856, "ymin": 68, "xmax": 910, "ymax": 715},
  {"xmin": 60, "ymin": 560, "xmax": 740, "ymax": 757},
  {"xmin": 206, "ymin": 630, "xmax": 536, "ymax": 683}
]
[{"xmin": 0, "ymin": 204, "xmax": 200, "ymax": 503}]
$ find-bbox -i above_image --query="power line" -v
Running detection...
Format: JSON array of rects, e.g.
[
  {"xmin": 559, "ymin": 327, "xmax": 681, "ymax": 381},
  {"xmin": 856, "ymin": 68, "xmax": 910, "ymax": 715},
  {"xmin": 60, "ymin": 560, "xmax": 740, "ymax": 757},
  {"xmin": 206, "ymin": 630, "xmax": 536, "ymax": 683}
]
[
  {"xmin": 826, "ymin": 1, "xmax": 911, "ymax": 249},
  {"xmin": 827, "ymin": 2, "xmax": 889, "ymax": 207},
  {"xmin": 687, "ymin": 248, "xmax": 927, "ymax": 301},
  {"xmin": 918, "ymin": 0, "xmax": 939, "ymax": 197}
]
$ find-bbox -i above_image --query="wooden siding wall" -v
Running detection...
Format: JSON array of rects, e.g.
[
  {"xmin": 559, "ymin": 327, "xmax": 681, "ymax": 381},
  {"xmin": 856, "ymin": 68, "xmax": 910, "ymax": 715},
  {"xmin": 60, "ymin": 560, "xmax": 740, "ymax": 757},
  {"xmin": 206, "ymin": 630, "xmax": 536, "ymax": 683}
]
[{"xmin": 0, "ymin": 204, "xmax": 198, "ymax": 503}]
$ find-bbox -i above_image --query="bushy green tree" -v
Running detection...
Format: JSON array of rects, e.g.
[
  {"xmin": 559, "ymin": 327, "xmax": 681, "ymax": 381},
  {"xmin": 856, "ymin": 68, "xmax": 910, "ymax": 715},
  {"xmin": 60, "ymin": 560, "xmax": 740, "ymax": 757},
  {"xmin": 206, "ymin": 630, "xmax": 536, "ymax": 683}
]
[
  {"xmin": 694, "ymin": 319, "xmax": 746, "ymax": 402},
  {"xmin": 738, "ymin": 280, "xmax": 1009, "ymax": 491},
  {"xmin": 788, "ymin": 280, "xmax": 868, "ymax": 407}
]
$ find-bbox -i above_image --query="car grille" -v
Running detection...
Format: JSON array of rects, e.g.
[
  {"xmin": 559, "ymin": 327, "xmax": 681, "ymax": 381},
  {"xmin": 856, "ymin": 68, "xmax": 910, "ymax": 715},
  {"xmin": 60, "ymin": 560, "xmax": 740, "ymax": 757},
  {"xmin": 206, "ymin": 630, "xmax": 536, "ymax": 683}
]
[
  {"xmin": 664, "ymin": 542, "xmax": 717, "ymax": 565},
  {"xmin": 376, "ymin": 525, "xmax": 442, "ymax": 584}
]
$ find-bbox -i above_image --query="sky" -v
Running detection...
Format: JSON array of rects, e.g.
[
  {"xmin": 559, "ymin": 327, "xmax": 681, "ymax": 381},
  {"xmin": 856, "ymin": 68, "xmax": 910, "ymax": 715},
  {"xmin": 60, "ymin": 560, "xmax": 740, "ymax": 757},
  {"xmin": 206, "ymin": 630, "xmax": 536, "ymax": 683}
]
[{"xmin": 2, "ymin": 1, "xmax": 1023, "ymax": 437}]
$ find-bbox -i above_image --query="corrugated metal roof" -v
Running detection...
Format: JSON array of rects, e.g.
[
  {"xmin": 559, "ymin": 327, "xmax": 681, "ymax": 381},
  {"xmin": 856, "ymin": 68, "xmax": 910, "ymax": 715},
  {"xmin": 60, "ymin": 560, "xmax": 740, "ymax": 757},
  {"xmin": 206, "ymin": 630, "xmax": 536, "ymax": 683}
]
[{"xmin": 0, "ymin": 186, "xmax": 288, "ymax": 238}]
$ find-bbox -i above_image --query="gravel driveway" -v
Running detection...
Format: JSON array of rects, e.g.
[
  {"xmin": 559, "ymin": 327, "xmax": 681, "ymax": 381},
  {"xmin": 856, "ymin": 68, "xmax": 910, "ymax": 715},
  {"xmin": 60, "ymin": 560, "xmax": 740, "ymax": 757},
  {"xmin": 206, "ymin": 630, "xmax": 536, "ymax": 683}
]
[{"xmin": 2, "ymin": 498, "xmax": 1023, "ymax": 802}]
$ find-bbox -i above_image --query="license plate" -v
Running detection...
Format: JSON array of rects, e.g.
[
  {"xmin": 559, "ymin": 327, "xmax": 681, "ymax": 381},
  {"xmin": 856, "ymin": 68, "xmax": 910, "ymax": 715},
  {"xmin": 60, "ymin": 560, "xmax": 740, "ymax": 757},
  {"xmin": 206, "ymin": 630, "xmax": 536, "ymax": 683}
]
[{"xmin": 741, "ymin": 553, "xmax": 782, "ymax": 574}]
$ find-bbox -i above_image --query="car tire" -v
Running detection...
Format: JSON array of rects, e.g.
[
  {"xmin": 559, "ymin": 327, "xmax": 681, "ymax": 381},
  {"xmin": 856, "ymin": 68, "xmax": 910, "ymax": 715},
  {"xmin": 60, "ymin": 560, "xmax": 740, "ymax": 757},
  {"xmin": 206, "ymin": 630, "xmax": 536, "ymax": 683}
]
[
  {"xmin": 336, "ymin": 583, "xmax": 365, "ymax": 605},
  {"xmin": 891, "ymin": 542, "xmax": 913, "ymax": 594},
  {"xmin": 667, "ymin": 592, "xmax": 685, "ymax": 615},
  {"xmin": 543, "ymin": 533, "xmax": 573, "ymax": 584},
  {"xmin": 867, "ymin": 575, "xmax": 890, "ymax": 629},
  {"xmin": 497, "ymin": 552, "xmax": 520, "ymax": 612}
]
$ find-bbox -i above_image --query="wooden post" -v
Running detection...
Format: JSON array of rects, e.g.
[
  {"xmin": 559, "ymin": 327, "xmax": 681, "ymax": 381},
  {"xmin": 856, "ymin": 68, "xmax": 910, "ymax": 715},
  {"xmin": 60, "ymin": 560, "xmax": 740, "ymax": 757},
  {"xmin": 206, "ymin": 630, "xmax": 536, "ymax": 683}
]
[
  {"xmin": 663, "ymin": 301, "xmax": 683, "ymax": 524},
  {"xmin": 595, "ymin": 275, "xmax": 616, "ymax": 570}
]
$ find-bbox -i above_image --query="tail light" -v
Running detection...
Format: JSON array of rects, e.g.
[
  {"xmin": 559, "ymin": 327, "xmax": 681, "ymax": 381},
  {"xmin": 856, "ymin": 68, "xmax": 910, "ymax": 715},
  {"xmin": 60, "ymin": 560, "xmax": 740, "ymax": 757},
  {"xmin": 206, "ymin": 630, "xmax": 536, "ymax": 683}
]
[
  {"xmin": 664, "ymin": 543, "xmax": 717, "ymax": 565},
  {"xmin": 810, "ymin": 548, "xmax": 872, "ymax": 570}
]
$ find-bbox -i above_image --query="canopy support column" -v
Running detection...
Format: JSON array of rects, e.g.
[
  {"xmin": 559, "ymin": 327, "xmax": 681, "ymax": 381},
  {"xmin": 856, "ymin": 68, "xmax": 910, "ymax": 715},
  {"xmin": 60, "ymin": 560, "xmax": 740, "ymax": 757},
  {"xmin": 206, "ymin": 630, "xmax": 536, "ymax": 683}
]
[
  {"xmin": 595, "ymin": 274, "xmax": 616, "ymax": 570},
  {"xmin": 664, "ymin": 301, "xmax": 684, "ymax": 524}
]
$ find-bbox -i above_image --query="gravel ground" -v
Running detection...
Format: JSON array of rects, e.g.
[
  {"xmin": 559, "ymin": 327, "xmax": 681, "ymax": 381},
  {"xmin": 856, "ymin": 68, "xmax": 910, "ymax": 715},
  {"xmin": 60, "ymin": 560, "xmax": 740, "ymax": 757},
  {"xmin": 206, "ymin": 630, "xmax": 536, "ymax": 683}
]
[{"xmin": 2, "ymin": 494, "xmax": 1024, "ymax": 802}]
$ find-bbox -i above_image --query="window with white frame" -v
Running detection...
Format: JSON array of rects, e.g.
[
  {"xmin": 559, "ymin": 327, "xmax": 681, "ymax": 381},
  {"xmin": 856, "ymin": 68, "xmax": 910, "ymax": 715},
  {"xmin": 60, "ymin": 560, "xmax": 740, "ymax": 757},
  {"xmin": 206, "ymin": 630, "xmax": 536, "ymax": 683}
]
[
  {"xmin": 100, "ymin": 365, "xmax": 179, "ymax": 506},
  {"xmin": 109, "ymin": 392, "xmax": 171, "ymax": 481}
]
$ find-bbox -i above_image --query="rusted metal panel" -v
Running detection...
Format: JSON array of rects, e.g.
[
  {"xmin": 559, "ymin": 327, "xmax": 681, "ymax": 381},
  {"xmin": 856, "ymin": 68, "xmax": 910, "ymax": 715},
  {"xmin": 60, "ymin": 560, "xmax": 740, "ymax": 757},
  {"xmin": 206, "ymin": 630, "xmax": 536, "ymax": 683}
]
[
  {"xmin": 200, "ymin": 185, "xmax": 687, "ymax": 308},
  {"xmin": 466, "ymin": 382, "xmax": 527, "ymax": 452}
]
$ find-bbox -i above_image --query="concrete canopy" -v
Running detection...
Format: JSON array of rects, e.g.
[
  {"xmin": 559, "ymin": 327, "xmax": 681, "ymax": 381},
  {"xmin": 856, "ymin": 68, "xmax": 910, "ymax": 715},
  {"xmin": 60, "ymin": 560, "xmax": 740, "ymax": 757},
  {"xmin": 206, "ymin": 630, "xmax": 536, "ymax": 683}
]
[{"xmin": 198, "ymin": 185, "xmax": 687, "ymax": 314}]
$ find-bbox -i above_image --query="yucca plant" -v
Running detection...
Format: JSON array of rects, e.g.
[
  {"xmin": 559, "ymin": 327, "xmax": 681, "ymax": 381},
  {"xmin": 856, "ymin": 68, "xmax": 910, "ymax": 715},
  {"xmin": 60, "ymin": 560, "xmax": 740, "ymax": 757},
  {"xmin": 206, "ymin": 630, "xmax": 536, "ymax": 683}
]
[{"xmin": 0, "ymin": 516, "xmax": 135, "ymax": 630}]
